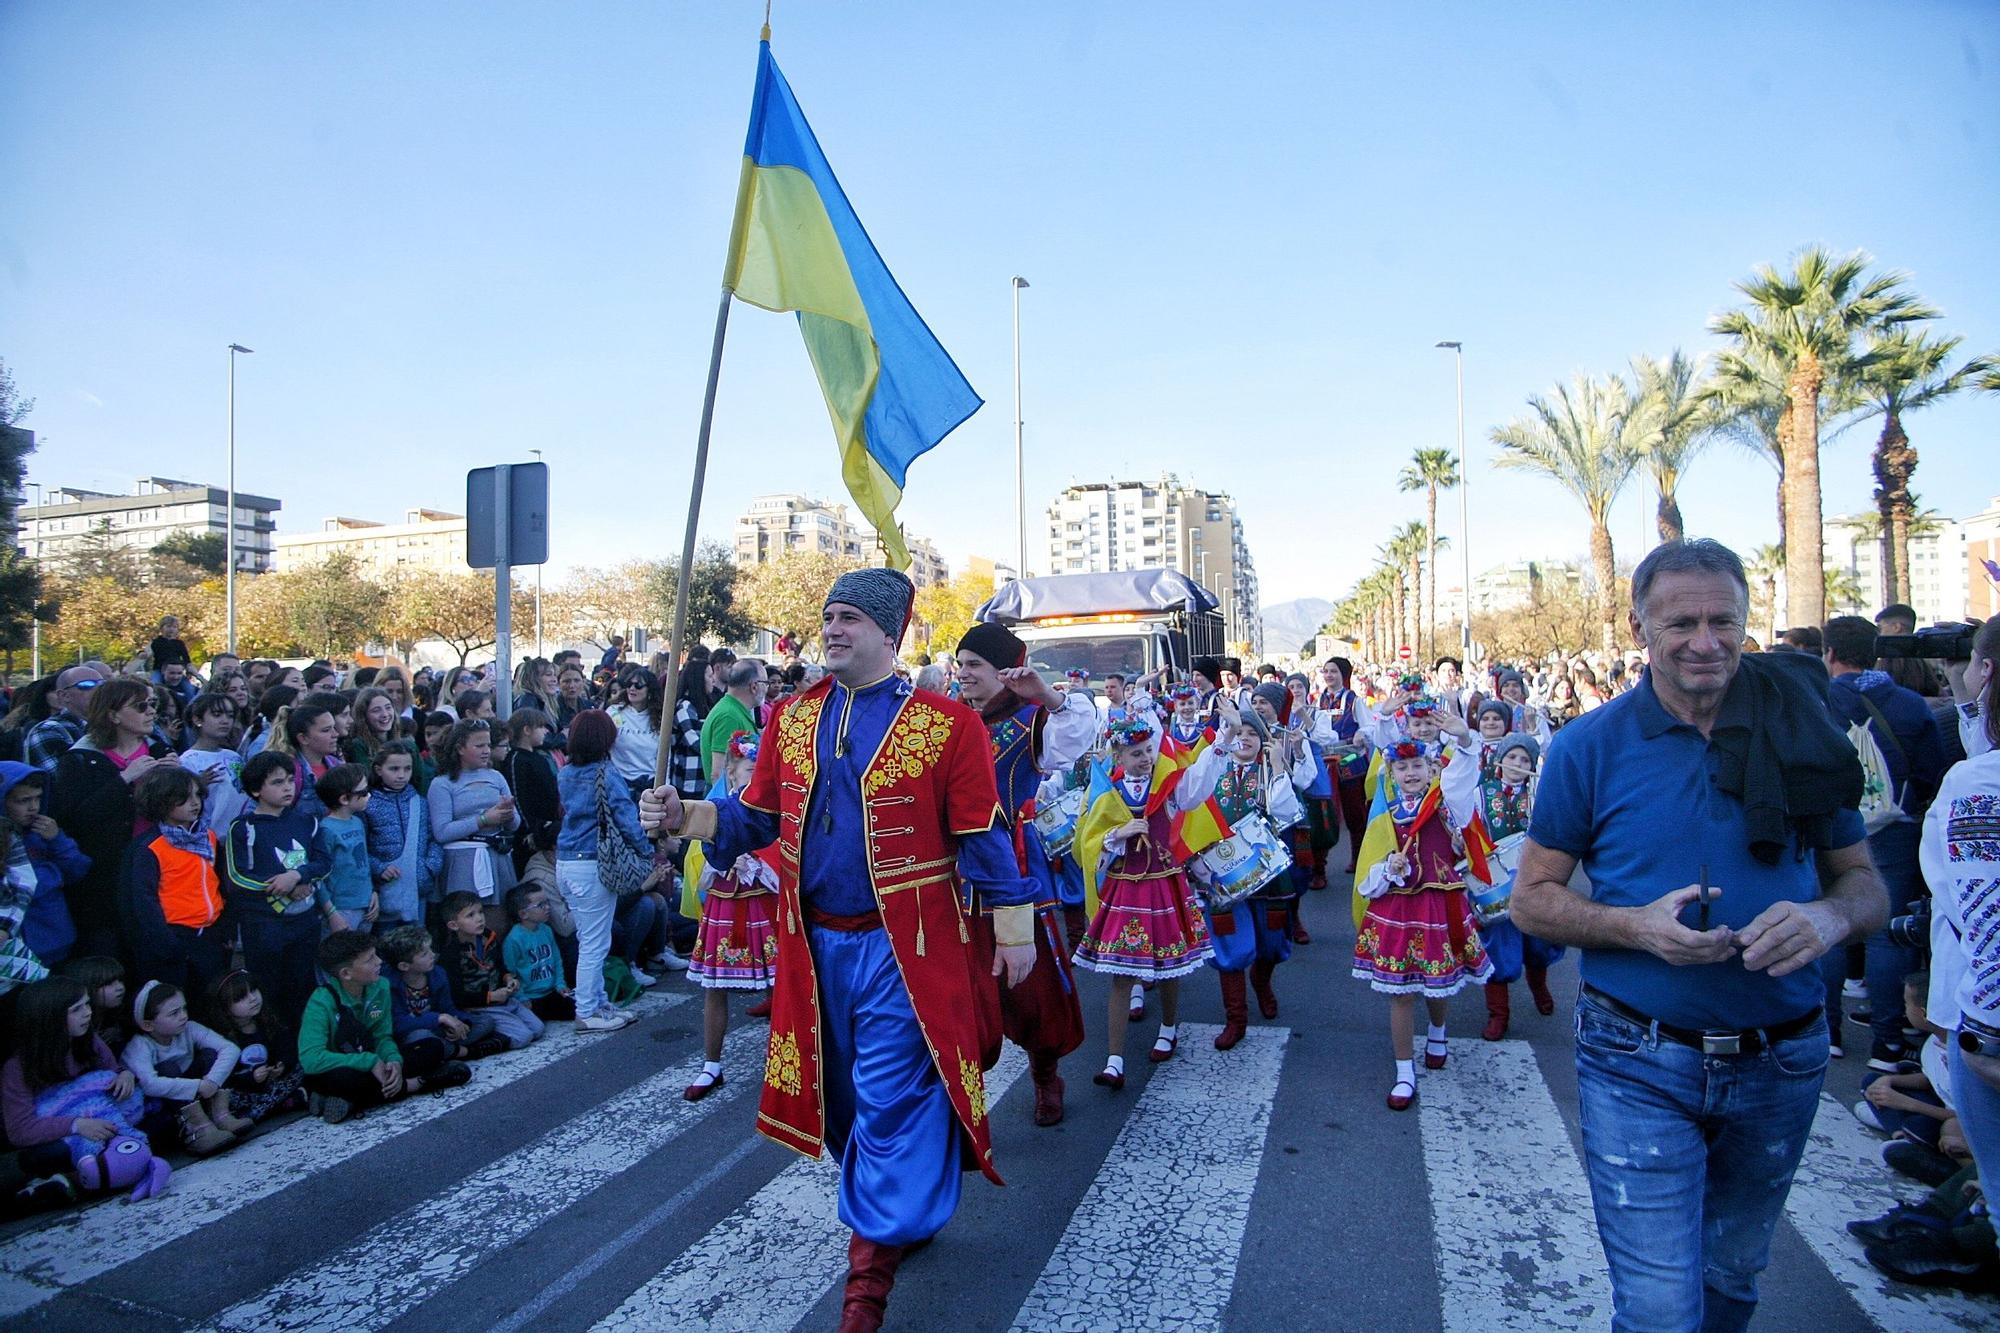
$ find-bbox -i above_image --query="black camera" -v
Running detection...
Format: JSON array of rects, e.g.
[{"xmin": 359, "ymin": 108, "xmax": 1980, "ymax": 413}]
[
  {"xmin": 1886, "ymin": 896, "xmax": 1932, "ymax": 951},
  {"xmin": 1876, "ymin": 623, "xmax": 1976, "ymax": 662}
]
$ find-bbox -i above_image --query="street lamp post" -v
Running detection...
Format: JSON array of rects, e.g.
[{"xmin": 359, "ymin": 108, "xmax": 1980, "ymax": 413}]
[
  {"xmin": 28, "ymin": 481, "xmax": 42, "ymax": 678},
  {"xmin": 1436, "ymin": 340, "xmax": 1470, "ymax": 655},
  {"xmin": 529, "ymin": 448, "xmax": 544, "ymax": 657},
  {"xmin": 1011, "ymin": 276, "xmax": 1029, "ymax": 581},
  {"xmin": 226, "ymin": 343, "xmax": 254, "ymax": 654}
]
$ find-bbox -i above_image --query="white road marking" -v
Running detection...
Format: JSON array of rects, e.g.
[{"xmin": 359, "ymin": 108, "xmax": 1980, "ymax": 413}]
[
  {"xmin": 1784, "ymin": 1091, "xmax": 1998, "ymax": 1331},
  {"xmin": 591, "ymin": 1042, "xmax": 1032, "ymax": 1333},
  {"xmin": 194, "ymin": 1020, "xmax": 764, "ymax": 1332},
  {"xmin": 0, "ymin": 991, "xmax": 688, "ymax": 1319},
  {"xmin": 1007, "ymin": 1024, "xmax": 1287, "ymax": 1333},
  {"xmin": 1420, "ymin": 1040, "xmax": 1612, "ymax": 1332}
]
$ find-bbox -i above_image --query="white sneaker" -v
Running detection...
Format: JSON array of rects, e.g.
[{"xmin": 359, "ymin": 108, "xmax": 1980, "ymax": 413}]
[
  {"xmin": 605, "ymin": 1005, "xmax": 637, "ymax": 1022},
  {"xmin": 652, "ymin": 947, "xmax": 691, "ymax": 973},
  {"xmin": 1842, "ymin": 978, "xmax": 1867, "ymax": 1000},
  {"xmin": 628, "ymin": 967, "xmax": 659, "ymax": 988},
  {"xmin": 577, "ymin": 1011, "xmax": 632, "ymax": 1033}
]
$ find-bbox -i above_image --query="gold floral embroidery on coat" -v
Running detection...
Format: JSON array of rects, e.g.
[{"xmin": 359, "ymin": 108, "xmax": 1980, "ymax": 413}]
[
  {"xmin": 863, "ymin": 701, "xmax": 952, "ymax": 796},
  {"xmin": 960, "ymin": 1057, "xmax": 987, "ymax": 1124},
  {"xmin": 776, "ymin": 694, "xmax": 825, "ymax": 786},
  {"xmin": 765, "ymin": 1028, "xmax": 803, "ymax": 1096}
]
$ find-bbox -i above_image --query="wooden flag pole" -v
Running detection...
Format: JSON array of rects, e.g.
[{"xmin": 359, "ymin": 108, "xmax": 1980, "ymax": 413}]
[{"xmin": 652, "ymin": 285, "xmax": 736, "ymax": 788}]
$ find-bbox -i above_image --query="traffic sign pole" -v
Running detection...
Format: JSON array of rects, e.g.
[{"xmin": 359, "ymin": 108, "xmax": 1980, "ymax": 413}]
[{"xmin": 494, "ymin": 464, "xmax": 512, "ymax": 718}]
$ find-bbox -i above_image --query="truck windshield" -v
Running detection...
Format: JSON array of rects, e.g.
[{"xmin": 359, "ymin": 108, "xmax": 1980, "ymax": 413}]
[{"xmin": 1021, "ymin": 634, "xmax": 1152, "ymax": 684}]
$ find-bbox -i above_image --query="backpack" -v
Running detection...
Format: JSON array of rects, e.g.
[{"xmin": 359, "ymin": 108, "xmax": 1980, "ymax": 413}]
[{"xmin": 1845, "ymin": 693, "xmax": 1907, "ymax": 835}]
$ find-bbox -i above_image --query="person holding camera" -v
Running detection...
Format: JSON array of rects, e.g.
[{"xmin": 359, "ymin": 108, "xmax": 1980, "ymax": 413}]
[
  {"xmin": 1822, "ymin": 616, "xmax": 1947, "ymax": 1069},
  {"xmin": 1909, "ymin": 616, "xmax": 2000, "ymax": 1285}
]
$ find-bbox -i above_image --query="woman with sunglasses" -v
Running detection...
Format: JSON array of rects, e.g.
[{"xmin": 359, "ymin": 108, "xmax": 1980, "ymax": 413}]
[
  {"xmin": 606, "ymin": 668, "xmax": 664, "ymax": 801},
  {"xmin": 48, "ymin": 678, "xmax": 183, "ymax": 957}
]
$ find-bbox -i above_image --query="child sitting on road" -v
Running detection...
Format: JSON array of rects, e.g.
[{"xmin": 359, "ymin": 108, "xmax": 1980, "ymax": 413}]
[
  {"xmin": 502, "ymin": 885, "xmax": 575, "ymax": 1021},
  {"xmin": 0, "ymin": 764, "xmax": 86, "ymax": 969},
  {"xmin": 299, "ymin": 930, "xmax": 469, "ymax": 1124},
  {"xmin": 207, "ymin": 968, "xmax": 306, "ymax": 1124},
  {"xmin": 439, "ymin": 891, "xmax": 543, "ymax": 1048},
  {"xmin": 122, "ymin": 979, "xmax": 246, "ymax": 1155},
  {"xmin": 379, "ymin": 923, "xmax": 507, "ymax": 1064},
  {"xmin": 313, "ymin": 764, "xmax": 377, "ymax": 935},
  {"xmin": 60, "ymin": 955, "xmax": 133, "ymax": 1058}
]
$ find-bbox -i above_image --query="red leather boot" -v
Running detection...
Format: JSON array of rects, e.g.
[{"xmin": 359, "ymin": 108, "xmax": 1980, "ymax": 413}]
[
  {"xmin": 1249, "ymin": 959, "xmax": 1279, "ymax": 1020},
  {"xmin": 1214, "ymin": 971, "xmax": 1249, "ymax": 1050},
  {"xmin": 1482, "ymin": 981, "xmax": 1511, "ymax": 1041},
  {"xmin": 839, "ymin": 1233, "xmax": 907, "ymax": 1333},
  {"xmin": 1031, "ymin": 1054, "xmax": 1065, "ymax": 1127},
  {"xmin": 1526, "ymin": 965, "xmax": 1556, "ymax": 1016}
]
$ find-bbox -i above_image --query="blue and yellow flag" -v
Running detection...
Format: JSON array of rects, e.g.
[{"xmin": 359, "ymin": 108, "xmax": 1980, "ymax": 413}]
[{"xmin": 725, "ymin": 40, "xmax": 981, "ymax": 569}]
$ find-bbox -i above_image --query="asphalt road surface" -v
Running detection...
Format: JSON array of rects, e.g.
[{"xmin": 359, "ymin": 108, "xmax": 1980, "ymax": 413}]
[{"xmin": 1, "ymin": 881, "xmax": 1992, "ymax": 1332}]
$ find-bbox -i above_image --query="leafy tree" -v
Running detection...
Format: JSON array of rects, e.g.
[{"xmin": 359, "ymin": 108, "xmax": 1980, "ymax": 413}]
[
  {"xmin": 45, "ymin": 575, "xmax": 158, "ymax": 666},
  {"xmin": 0, "ymin": 358, "xmax": 36, "ymax": 543},
  {"xmin": 913, "ymin": 569, "xmax": 996, "ymax": 657},
  {"xmin": 738, "ymin": 551, "xmax": 864, "ymax": 654},
  {"xmin": 389, "ymin": 570, "xmax": 518, "ymax": 666},
  {"xmin": 282, "ymin": 552, "xmax": 388, "ymax": 660},
  {"xmin": 1475, "ymin": 565, "xmax": 1602, "ymax": 667},
  {"xmin": 60, "ymin": 519, "xmax": 142, "ymax": 585},
  {"xmin": 1745, "ymin": 544, "xmax": 1785, "ymax": 644},
  {"xmin": 1710, "ymin": 247, "xmax": 1934, "ymax": 628},
  {"xmin": 546, "ymin": 562, "xmax": 656, "ymax": 649},
  {"xmin": 151, "ymin": 531, "xmax": 228, "ymax": 577},
  {"xmin": 0, "ymin": 548, "xmax": 53, "ymax": 679},
  {"xmin": 1824, "ymin": 564, "xmax": 1866, "ymax": 616},
  {"xmin": 1395, "ymin": 447, "xmax": 1458, "ymax": 659},
  {"xmin": 1491, "ymin": 374, "xmax": 1644, "ymax": 653},
  {"xmin": 233, "ymin": 572, "xmax": 308, "ymax": 658},
  {"xmin": 642, "ymin": 541, "xmax": 752, "ymax": 646}
]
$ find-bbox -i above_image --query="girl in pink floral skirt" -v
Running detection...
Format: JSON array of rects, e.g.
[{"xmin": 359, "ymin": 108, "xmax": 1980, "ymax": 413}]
[
  {"xmin": 1353, "ymin": 708, "xmax": 1492, "ymax": 1111},
  {"xmin": 682, "ymin": 733, "xmax": 779, "ymax": 1102},
  {"xmin": 1073, "ymin": 717, "xmax": 1226, "ymax": 1090}
]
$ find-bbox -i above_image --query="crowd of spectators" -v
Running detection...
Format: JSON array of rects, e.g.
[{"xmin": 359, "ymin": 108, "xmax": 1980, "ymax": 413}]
[{"xmin": 0, "ymin": 624, "xmax": 816, "ymax": 1216}]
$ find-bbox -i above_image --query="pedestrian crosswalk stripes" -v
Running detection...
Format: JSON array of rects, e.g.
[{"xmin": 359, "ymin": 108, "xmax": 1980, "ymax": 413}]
[
  {"xmin": 589, "ymin": 1044, "xmax": 1033, "ymax": 1333},
  {"xmin": 194, "ymin": 1021, "xmax": 767, "ymax": 1333},
  {"xmin": 1784, "ymin": 1091, "xmax": 1995, "ymax": 1332},
  {"xmin": 5, "ymin": 992, "xmax": 1995, "ymax": 1331},
  {"xmin": 1007, "ymin": 1024, "xmax": 1289, "ymax": 1333},
  {"xmin": 0, "ymin": 990, "xmax": 690, "ymax": 1320},
  {"xmin": 1419, "ymin": 1041, "xmax": 1611, "ymax": 1330}
]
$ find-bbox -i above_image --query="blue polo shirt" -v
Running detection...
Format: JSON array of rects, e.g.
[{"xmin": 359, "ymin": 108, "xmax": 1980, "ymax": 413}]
[{"xmin": 1530, "ymin": 672, "xmax": 1866, "ymax": 1030}]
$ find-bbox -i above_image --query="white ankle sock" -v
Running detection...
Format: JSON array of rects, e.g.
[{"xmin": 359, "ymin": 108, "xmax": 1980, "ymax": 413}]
[
  {"xmin": 1130, "ymin": 983, "xmax": 1145, "ymax": 1001},
  {"xmin": 702, "ymin": 1060, "xmax": 723, "ymax": 1077},
  {"xmin": 1395, "ymin": 1059, "xmax": 1416, "ymax": 1085},
  {"xmin": 1156, "ymin": 1024, "xmax": 1178, "ymax": 1043},
  {"xmin": 1427, "ymin": 1023, "xmax": 1448, "ymax": 1044},
  {"xmin": 1105, "ymin": 1054, "xmax": 1125, "ymax": 1075}
]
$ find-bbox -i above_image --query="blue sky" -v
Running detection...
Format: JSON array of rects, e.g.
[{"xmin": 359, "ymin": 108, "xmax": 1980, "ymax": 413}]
[{"xmin": 3, "ymin": 2, "xmax": 1994, "ymax": 609}]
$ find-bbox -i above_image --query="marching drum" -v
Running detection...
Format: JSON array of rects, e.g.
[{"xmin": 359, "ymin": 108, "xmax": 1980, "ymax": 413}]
[
  {"xmin": 1031, "ymin": 787, "xmax": 1087, "ymax": 857},
  {"xmin": 1190, "ymin": 812, "xmax": 1294, "ymax": 912},
  {"xmin": 1467, "ymin": 831, "xmax": 1527, "ymax": 926}
]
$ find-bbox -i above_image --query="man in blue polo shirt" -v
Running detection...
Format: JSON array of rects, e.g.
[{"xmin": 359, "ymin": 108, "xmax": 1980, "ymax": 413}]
[{"xmin": 1514, "ymin": 539, "xmax": 1886, "ymax": 1333}]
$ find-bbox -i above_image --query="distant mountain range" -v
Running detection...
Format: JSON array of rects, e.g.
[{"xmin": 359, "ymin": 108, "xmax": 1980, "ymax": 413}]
[{"xmin": 1259, "ymin": 597, "xmax": 1334, "ymax": 657}]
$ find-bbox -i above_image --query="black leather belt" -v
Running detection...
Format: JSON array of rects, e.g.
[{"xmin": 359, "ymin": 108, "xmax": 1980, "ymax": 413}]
[{"xmin": 1582, "ymin": 986, "xmax": 1822, "ymax": 1057}]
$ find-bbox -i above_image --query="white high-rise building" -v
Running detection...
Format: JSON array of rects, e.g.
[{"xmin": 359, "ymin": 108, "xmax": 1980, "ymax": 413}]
[
  {"xmin": 1822, "ymin": 511, "xmax": 1966, "ymax": 624},
  {"xmin": 1043, "ymin": 476, "xmax": 1261, "ymax": 654},
  {"xmin": 732, "ymin": 493, "xmax": 947, "ymax": 587},
  {"xmin": 23, "ymin": 476, "xmax": 281, "ymax": 575}
]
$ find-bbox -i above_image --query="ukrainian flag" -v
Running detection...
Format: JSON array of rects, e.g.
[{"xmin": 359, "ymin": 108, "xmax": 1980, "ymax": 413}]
[{"xmin": 724, "ymin": 40, "xmax": 981, "ymax": 570}]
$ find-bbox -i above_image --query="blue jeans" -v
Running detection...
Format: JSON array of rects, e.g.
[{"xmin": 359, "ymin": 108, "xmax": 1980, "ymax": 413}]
[
  {"xmin": 1952, "ymin": 1039, "xmax": 2000, "ymax": 1190},
  {"xmin": 1574, "ymin": 995, "xmax": 1829, "ymax": 1332}
]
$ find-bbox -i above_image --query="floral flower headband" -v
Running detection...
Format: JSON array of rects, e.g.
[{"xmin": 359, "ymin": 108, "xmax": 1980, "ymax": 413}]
[
  {"xmin": 1106, "ymin": 716, "xmax": 1156, "ymax": 747},
  {"xmin": 1168, "ymin": 685, "xmax": 1200, "ymax": 703},
  {"xmin": 727, "ymin": 731, "xmax": 760, "ymax": 763},
  {"xmin": 1384, "ymin": 737, "xmax": 1430, "ymax": 762}
]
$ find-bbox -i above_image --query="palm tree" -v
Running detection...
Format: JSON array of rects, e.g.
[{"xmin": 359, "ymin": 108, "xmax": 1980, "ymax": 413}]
[
  {"xmin": 1745, "ymin": 544, "xmax": 1784, "ymax": 644},
  {"xmin": 1491, "ymin": 374, "xmax": 1643, "ymax": 653},
  {"xmin": 1627, "ymin": 350, "xmax": 1715, "ymax": 545},
  {"xmin": 1709, "ymin": 247, "xmax": 1936, "ymax": 628},
  {"xmin": 1374, "ymin": 541, "xmax": 1411, "ymax": 661},
  {"xmin": 1824, "ymin": 565, "xmax": 1865, "ymax": 615},
  {"xmin": 1395, "ymin": 448, "xmax": 1459, "ymax": 658},
  {"xmin": 1705, "ymin": 342, "xmax": 1792, "ymax": 557},
  {"xmin": 1856, "ymin": 328, "xmax": 1997, "ymax": 604}
]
